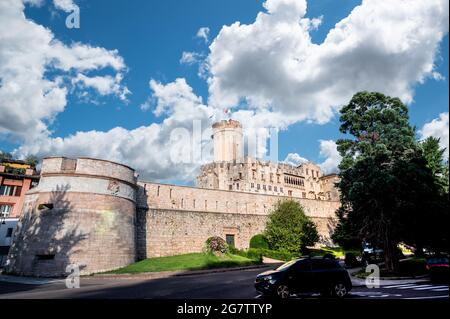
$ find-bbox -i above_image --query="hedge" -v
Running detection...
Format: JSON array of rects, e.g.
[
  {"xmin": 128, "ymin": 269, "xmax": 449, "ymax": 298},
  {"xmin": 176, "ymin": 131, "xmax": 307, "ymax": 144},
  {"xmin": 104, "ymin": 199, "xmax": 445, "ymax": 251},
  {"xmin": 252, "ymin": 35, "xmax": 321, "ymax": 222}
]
[{"xmin": 249, "ymin": 234, "xmax": 269, "ymax": 250}]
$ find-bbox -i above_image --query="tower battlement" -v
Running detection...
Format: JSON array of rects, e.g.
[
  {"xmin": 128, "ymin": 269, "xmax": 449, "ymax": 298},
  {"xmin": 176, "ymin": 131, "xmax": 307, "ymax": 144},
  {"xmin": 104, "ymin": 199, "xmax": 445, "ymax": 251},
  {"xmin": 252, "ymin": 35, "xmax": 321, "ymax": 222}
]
[{"xmin": 212, "ymin": 119, "xmax": 244, "ymax": 163}]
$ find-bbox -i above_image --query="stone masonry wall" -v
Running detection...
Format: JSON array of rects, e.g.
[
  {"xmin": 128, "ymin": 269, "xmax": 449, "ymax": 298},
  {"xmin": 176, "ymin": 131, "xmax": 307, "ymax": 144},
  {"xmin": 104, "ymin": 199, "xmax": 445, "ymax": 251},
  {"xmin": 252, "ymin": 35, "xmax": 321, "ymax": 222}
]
[{"xmin": 137, "ymin": 182, "xmax": 340, "ymax": 258}]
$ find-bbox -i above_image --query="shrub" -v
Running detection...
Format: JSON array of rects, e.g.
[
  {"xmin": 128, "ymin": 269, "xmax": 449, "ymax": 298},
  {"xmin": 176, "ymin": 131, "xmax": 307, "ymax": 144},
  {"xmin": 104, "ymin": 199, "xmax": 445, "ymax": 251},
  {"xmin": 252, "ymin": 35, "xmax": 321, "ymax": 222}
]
[
  {"xmin": 264, "ymin": 200, "xmax": 319, "ymax": 255},
  {"xmin": 249, "ymin": 234, "xmax": 269, "ymax": 249},
  {"xmin": 253, "ymin": 248, "xmax": 296, "ymax": 261},
  {"xmin": 205, "ymin": 236, "xmax": 229, "ymax": 254},
  {"xmin": 246, "ymin": 248, "xmax": 263, "ymax": 261}
]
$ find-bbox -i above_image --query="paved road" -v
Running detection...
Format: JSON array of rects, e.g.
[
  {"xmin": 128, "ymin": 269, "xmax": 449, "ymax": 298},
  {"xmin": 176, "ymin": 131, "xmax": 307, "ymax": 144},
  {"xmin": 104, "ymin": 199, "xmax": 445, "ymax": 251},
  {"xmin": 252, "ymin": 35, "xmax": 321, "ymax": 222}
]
[{"xmin": 0, "ymin": 267, "xmax": 448, "ymax": 299}]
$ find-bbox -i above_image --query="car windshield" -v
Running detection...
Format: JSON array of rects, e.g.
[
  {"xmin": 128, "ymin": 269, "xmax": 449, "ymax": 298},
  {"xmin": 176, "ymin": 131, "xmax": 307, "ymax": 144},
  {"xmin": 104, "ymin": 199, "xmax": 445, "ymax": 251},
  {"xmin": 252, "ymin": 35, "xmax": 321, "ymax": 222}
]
[{"xmin": 276, "ymin": 260, "xmax": 299, "ymax": 271}]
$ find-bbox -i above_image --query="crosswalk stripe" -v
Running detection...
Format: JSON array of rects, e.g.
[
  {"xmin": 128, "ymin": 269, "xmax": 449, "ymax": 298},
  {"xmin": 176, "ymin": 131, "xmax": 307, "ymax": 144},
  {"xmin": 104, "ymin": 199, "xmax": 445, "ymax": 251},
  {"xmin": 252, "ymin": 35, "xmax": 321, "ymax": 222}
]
[
  {"xmin": 432, "ymin": 288, "xmax": 449, "ymax": 292},
  {"xmin": 398, "ymin": 284, "xmax": 432, "ymax": 289},
  {"xmin": 414, "ymin": 285, "xmax": 448, "ymax": 290},
  {"xmin": 383, "ymin": 284, "xmax": 418, "ymax": 289},
  {"xmin": 405, "ymin": 285, "xmax": 433, "ymax": 289}
]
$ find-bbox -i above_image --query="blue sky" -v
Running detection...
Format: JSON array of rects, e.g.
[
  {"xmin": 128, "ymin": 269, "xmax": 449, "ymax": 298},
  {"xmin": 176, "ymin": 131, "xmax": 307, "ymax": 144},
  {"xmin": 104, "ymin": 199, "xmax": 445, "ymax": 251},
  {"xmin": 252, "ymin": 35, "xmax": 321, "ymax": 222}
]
[{"xmin": 0, "ymin": 0, "xmax": 448, "ymax": 184}]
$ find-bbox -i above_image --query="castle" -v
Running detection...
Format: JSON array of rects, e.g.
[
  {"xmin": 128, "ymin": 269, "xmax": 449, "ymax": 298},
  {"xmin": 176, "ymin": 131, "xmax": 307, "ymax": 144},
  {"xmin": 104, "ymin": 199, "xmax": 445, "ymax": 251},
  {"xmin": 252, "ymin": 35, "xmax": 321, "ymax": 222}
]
[{"xmin": 5, "ymin": 120, "xmax": 340, "ymax": 277}]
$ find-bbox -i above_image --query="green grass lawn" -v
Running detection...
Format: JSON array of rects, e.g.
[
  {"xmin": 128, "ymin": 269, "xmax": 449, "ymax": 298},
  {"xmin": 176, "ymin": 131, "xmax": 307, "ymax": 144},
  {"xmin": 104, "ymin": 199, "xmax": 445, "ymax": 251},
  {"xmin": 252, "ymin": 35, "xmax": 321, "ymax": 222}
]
[
  {"xmin": 306, "ymin": 247, "xmax": 361, "ymax": 259},
  {"xmin": 106, "ymin": 253, "xmax": 261, "ymax": 274}
]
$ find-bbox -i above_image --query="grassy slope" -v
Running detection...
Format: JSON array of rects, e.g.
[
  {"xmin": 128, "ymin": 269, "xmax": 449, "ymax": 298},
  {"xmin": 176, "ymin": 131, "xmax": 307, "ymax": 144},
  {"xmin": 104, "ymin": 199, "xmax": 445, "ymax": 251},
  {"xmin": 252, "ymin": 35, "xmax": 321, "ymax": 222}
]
[
  {"xmin": 307, "ymin": 247, "xmax": 361, "ymax": 258},
  {"xmin": 108, "ymin": 253, "xmax": 260, "ymax": 274}
]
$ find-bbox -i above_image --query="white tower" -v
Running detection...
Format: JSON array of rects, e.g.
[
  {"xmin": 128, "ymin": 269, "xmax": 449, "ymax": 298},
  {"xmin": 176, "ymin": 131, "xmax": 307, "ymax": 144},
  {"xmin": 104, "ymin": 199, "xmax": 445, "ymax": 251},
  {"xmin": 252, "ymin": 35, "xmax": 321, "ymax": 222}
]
[{"xmin": 212, "ymin": 119, "xmax": 244, "ymax": 162}]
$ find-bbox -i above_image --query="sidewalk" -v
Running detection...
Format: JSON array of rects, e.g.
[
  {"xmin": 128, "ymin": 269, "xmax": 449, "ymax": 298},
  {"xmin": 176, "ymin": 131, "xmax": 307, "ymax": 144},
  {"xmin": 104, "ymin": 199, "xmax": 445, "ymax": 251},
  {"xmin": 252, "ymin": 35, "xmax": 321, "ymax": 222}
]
[
  {"xmin": 0, "ymin": 274, "xmax": 64, "ymax": 285},
  {"xmin": 0, "ymin": 263, "xmax": 274, "ymax": 284},
  {"xmin": 93, "ymin": 263, "xmax": 273, "ymax": 280},
  {"xmin": 347, "ymin": 266, "xmax": 430, "ymax": 287}
]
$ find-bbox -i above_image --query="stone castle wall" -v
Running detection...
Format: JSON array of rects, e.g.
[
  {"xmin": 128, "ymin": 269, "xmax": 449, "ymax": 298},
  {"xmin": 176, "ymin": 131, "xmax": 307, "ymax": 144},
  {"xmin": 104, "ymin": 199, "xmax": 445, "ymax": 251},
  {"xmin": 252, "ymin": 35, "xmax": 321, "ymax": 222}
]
[
  {"xmin": 7, "ymin": 156, "xmax": 340, "ymax": 276},
  {"xmin": 137, "ymin": 181, "xmax": 339, "ymax": 258}
]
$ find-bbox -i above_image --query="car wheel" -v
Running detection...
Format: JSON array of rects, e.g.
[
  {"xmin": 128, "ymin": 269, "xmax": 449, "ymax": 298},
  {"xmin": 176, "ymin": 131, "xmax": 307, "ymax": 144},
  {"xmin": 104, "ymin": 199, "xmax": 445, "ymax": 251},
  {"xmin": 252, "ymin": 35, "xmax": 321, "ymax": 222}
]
[
  {"xmin": 332, "ymin": 283, "xmax": 348, "ymax": 298},
  {"xmin": 276, "ymin": 284, "xmax": 290, "ymax": 299}
]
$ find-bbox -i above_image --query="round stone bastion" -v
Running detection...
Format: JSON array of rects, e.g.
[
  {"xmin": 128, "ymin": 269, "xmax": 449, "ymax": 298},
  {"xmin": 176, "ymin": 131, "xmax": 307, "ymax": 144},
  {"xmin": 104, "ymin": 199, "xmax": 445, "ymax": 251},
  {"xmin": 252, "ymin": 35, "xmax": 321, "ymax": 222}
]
[{"xmin": 5, "ymin": 157, "xmax": 138, "ymax": 277}]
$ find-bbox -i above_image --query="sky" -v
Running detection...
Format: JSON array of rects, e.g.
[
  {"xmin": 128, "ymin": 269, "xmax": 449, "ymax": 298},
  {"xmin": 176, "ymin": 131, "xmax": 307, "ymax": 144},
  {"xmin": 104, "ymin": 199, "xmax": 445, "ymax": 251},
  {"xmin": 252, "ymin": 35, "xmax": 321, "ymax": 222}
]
[{"xmin": 0, "ymin": 0, "xmax": 448, "ymax": 185}]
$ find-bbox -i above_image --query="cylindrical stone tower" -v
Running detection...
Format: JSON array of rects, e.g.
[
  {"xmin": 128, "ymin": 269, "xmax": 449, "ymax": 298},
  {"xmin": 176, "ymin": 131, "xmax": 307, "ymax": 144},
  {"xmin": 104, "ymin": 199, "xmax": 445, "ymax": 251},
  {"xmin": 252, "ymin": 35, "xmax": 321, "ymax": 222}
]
[
  {"xmin": 5, "ymin": 157, "xmax": 137, "ymax": 277},
  {"xmin": 212, "ymin": 119, "xmax": 244, "ymax": 162}
]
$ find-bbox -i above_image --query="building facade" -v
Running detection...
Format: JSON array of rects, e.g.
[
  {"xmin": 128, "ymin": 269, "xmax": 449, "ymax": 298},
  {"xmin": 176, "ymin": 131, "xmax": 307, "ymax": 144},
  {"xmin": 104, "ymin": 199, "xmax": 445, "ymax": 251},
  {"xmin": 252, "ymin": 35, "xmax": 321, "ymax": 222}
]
[
  {"xmin": 197, "ymin": 119, "xmax": 340, "ymax": 201},
  {"xmin": 0, "ymin": 159, "xmax": 39, "ymax": 266}
]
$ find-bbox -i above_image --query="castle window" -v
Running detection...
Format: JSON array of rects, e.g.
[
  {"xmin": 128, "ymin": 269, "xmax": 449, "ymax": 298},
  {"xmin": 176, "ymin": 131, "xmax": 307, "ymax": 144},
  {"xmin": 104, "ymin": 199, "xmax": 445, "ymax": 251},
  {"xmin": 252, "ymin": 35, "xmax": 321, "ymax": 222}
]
[
  {"xmin": 270, "ymin": 173, "xmax": 273, "ymax": 182},
  {"xmin": 261, "ymin": 173, "xmax": 264, "ymax": 180},
  {"xmin": 169, "ymin": 188, "xmax": 172, "ymax": 199},
  {"xmin": 288, "ymin": 190, "xmax": 292, "ymax": 196},
  {"xmin": 181, "ymin": 198, "xmax": 184, "ymax": 208},
  {"xmin": 263, "ymin": 185, "xmax": 266, "ymax": 191},
  {"xmin": 257, "ymin": 184, "xmax": 260, "ymax": 190},
  {"xmin": 226, "ymin": 234, "xmax": 235, "ymax": 248},
  {"xmin": 193, "ymin": 199, "xmax": 196, "ymax": 208},
  {"xmin": 157, "ymin": 186, "xmax": 160, "ymax": 196},
  {"xmin": 36, "ymin": 254, "xmax": 55, "ymax": 261},
  {"xmin": 274, "ymin": 186, "xmax": 277, "ymax": 192},
  {"xmin": 6, "ymin": 228, "xmax": 13, "ymax": 238},
  {"xmin": 38, "ymin": 203, "xmax": 53, "ymax": 210},
  {"xmin": 205, "ymin": 200, "xmax": 207, "ymax": 209},
  {"xmin": 268, "ymin": 185, "xmax": 272, "ymax": 191},
  {"xmin": 236, "ymin": 183, "xmax": 239, "ymax": 190},
  {"xmin": 277, "ymin": 175, "xmax": 280, "ymax": 183},
  {"xmin": 302, "ymin": 192, "xmax": 306, "ymax": 198},
  {"xmin": 239, "ymin": 173, "xmax": 242, "ymax": 179},
  {"xmin": 252, "ymin": 171, "xmax": 256, "ymax": 179},
  {"xmin": 306, "ymin": 169, "xmax": 309, "ymax": 175},
  {"xmin": 251, "ymin": 183, "xmax": 254, "ymax": 188},
  {"xmin": 229, "ymin": 185, "xmax": 233, "ymax": 190},
  {"xmin": 280, "ymin": 187, "xmax": 283, "ymax": 193}
]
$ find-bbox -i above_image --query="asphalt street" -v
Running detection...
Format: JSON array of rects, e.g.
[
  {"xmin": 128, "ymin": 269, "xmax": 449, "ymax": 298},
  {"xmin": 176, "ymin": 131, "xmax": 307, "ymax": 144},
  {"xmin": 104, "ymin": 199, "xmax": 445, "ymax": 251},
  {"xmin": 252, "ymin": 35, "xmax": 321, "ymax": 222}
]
[{"xmin": 0, "ymin": 266, "xmax": 448, "ymax": 299}]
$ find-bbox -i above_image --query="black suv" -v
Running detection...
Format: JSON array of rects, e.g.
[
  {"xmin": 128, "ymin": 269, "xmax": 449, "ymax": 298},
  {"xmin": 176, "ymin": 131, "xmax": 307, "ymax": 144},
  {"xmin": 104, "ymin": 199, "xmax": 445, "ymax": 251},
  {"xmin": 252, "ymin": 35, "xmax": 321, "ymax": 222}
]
[{"xmin": 255, "ymin": 257, "xmax": 352, "ymax": 299}]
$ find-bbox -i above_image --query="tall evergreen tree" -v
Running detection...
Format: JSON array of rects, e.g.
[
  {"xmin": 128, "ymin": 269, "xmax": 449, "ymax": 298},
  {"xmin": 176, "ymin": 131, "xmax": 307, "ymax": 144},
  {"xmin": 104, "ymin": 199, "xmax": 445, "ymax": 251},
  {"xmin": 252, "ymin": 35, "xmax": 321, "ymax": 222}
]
[{"xmin": 336, "ymin": 92, "xmax": 418, "ymax": 272}]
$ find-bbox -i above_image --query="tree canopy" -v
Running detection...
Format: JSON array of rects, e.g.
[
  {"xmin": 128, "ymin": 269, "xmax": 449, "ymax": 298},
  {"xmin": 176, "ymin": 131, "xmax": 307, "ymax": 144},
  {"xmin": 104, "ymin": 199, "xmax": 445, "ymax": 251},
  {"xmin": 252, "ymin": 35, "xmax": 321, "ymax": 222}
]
[
  {"xmin": 334, "ymin": 91, "xmax": 449, "ymax": 272},
  {"xmin": 264, "ymin": 200, "xmax": 319, "ymax": 255}
]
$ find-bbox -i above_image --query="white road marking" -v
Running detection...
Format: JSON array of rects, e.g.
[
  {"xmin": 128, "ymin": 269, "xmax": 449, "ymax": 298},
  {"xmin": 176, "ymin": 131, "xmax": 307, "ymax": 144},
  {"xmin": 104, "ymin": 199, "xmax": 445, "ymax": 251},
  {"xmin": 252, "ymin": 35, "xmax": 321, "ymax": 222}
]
[
  {"xmin": 431, "ymin": 287, "xmax": 449, "ymax": 292},
  {"xmin": 383, "ymin": 284, "xmax": 418, "ymax": 289},
  {"xmin": 403, "ymin": 295, "xmax": 449, "ymax": 300},
  {"xmin": 414, "ymin": 285, "xmax": 448, "ymax": 290},
  {"xmin": 398, "ymin": 284, "xmax": 432, "ymax": 289}
]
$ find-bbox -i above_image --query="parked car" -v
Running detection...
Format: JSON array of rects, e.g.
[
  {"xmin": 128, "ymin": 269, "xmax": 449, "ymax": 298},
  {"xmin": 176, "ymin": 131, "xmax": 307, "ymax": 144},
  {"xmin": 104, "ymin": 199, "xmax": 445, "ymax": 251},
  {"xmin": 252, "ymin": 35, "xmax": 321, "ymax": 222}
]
[
  {"xmin": 426, "ymin": 255, "xmax": 449, "ymax": 283},
  {"xmin": 255, "ymin": 257, "xmax": 352, "ymax": 299}
]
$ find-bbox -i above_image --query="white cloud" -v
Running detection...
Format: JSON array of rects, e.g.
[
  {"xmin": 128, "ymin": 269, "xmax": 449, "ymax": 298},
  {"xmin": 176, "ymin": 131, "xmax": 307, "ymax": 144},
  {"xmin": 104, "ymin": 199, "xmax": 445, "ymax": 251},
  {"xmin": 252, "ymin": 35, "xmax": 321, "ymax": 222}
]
[
  {"xmin": 196, "ymin": 27, "xmax": 210, "ymax": 43},
  {"xmin": 420, "ymin": 112, "xmax": 449, "ymax": 159},
  {"xmin": 6, "ymin": 0, "xmax": 449, "ymax": 183},
  {"xmin": 14, "ymin": 79, "xmax": 218, "ymax": 182},
  {"xmin": 318, "ymin": 140, "xmax": 341, "ymax": 174},
  {"xmin": 207, "ymin": 0, "xmax": 449, "ymax": 124},
  {"xmin": 73, "ymin": 73, "xmax": 130, "ymax": 101},
  {"xmin": 53, "ymin": 0, "xmax": 77, "ymax": 12},
  {"xmin": 0, "ymin": 0, "xmax": 128, "ymax": 142},
  {"xmin": 180, "ymin": 51, "xmax": 202, "ymax": 65},
  {"xmin": 284, "ymin": 153, "xmax": 308, "ymax": 166}
]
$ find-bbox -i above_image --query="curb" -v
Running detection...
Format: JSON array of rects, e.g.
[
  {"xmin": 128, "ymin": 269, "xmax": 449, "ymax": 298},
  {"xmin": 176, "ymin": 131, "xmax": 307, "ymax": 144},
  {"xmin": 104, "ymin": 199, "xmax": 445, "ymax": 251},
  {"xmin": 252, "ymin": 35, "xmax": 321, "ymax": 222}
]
[{"xmin": 89, "ymin": 263, "xmax": 273, "ymax": 280}]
